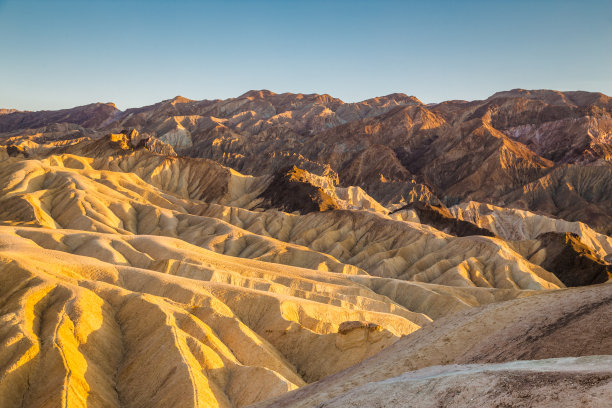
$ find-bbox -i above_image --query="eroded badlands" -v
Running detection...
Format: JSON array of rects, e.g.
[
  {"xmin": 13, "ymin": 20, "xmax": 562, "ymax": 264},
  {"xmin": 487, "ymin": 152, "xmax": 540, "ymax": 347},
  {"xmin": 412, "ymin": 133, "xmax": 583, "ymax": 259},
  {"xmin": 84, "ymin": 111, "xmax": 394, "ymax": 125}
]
[{"xmin": 1, "ymin": 89, "xmax": 611, "ymax": 407}]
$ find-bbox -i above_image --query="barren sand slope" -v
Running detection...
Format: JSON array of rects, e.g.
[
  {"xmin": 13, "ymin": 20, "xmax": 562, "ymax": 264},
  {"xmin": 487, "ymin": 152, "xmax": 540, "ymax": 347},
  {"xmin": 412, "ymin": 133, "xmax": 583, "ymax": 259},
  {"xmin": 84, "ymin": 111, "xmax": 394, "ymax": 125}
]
[
  {"xmin": 285, "ymin": 356, "xmax": 612, "ymax": 408},
  {"xmin": 254, "ymin": 283, "xmax": 612, "ymax": 407}
]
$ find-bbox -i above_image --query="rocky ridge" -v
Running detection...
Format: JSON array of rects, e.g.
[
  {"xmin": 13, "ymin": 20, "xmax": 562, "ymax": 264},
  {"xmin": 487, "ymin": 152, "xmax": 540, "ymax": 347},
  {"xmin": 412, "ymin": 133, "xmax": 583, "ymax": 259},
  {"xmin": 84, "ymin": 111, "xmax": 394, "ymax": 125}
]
[{"xmin": 3, "ymin": 89, "xmax": 610, "ymax": 232}]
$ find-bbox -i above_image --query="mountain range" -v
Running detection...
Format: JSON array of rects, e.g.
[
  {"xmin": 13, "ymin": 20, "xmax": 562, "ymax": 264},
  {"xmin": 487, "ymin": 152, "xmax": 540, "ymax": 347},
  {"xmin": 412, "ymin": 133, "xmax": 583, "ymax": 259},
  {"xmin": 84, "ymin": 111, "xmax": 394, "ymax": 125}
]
[{"xmin": 0, "ymin": 89, "xmax": 611, "ymax": 407}]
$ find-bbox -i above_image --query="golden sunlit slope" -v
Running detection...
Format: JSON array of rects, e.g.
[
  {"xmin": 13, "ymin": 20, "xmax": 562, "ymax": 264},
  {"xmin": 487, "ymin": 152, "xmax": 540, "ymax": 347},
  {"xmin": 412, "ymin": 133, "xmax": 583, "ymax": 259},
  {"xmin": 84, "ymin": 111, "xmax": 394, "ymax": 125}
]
[
  {"xmin": 0, "ymin": 225, "xmax": 429, "ymax": 407},
  {"xmin": 0, "ymin": 142, "xmax": 567, "ymax": 407}
]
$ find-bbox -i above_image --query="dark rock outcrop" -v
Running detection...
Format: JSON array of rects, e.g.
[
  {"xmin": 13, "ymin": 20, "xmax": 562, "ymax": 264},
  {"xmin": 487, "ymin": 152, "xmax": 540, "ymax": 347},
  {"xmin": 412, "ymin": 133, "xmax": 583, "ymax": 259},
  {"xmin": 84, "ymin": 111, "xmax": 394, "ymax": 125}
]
[
  {"xmin": 256, "ymin": 166, "xmax": 340, "ymax": 214},
  {"xmin": 6, "ymin": 145, "xmax": 29, "ymax": 158},
  {"xmin": 534, "ymin": 232, "xmax": 611, "ymax": 287}
]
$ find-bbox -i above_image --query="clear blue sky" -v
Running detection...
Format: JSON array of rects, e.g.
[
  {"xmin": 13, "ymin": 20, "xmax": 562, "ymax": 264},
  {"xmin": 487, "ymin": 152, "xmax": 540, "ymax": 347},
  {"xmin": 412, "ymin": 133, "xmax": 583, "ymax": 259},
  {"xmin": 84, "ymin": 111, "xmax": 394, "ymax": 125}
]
[{"xmin": 1, "ymin": 0, "xmax": 611, "ymax": 111}]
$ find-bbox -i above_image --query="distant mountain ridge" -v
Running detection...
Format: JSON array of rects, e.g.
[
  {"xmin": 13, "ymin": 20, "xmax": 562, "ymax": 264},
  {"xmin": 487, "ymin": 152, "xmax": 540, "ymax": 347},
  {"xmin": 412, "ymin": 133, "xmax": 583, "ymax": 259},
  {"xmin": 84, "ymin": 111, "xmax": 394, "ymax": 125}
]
[{"xmin": 1, "ymin": 89, "xmax": 611, "ymax": 233}]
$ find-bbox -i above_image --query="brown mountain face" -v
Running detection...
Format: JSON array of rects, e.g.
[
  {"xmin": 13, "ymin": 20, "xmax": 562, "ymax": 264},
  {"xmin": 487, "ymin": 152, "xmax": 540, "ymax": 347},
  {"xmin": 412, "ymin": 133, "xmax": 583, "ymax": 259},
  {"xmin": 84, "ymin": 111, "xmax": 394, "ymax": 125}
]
[
  {"xmin": 101, "ymin": 91, "xmax": 423, "ymax": 154},
  {"xmin": 1, "ymin": 90, "xmax": 610, "ymax": 232},
  {"xmin": 502, "ymin": 164, "xmax": 612, "ymax": 234},
  {"xmin": 465, "ymin": 89, "xmax": 612, "ymax": 163},
  {"xmin": 1, "ymin": 88, "xmax": 610, "ymax": 230},
  {"xmin": 0, "ymin": 90, "xmax": 611, "ymax": 408},
  {"xmin": 3, "ymin": 89, "xmax": 608, "ymax": 224},
  {"xmin": 0, "ymin": 102, "xmax": 119, "ymax": 133}
]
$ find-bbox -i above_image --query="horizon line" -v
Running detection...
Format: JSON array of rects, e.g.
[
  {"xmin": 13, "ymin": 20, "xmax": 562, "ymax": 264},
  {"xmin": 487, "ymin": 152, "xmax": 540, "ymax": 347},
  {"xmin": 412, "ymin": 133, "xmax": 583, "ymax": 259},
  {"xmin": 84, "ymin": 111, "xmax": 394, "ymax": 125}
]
[{"xmin": 2, "ymin": 87, "xmax": 609, "ymax": 113}]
